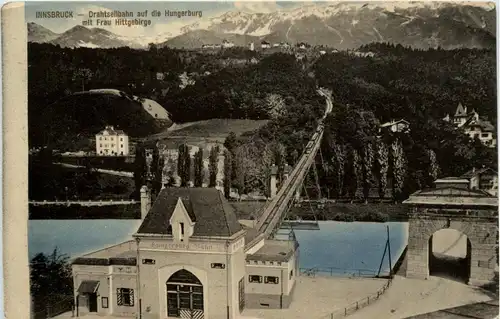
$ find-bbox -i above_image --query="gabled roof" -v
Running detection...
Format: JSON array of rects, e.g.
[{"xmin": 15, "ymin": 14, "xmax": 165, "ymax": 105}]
[
  {"xmin": 136, "ymin": 188, "xmax": 242, "ymax": 237},
  {"xmin": 454, "ymin": 102, "xmax": 468, "ymax": 117},
  {"xmin": 461, "ymin": 167, "xmax": 498, "ymax": 179},
  {"xmin": 463, "ymin": 117, "xmax": 495, "ymax": 132},
  {"xmin": 403, "ymin": 186, "xmax": 497, "ymax": 207},
  {"xmin": 380, "ymin": 119, "xmax": 410, "ymax": 128},
  {"xmin": 97, "ymin": 126, "xmax": 126, "ymax": 135}
]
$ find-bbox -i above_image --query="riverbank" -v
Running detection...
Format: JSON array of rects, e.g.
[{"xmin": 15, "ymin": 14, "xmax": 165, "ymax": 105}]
[{"xmin": 288, "ymin": 203, "xmax": 409, "ymax": 222}]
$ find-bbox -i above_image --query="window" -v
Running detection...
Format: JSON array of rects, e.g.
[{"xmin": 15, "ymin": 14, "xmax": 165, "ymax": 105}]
[
  {"xmin": 482, "ymin": 133, "xmax": 490, "ymax": 138},
  {"xmin": 105, "ymin": 137, "xmax": 107, "ymax": 141},
  {"xmin": 249, "ymin": 275, "xmax": 262, "ymax": 283},
  {"xmin": 264, "ymin": 276, "xmax": 279, "ymax": 284},
  {"xmin": 180, "ymin": 223, "xmax": 185, "ymax": 236},
  {"xmin": 270, "ymin": 261, "xmax": 274, "ymax": 265},
  {"xmin": 238, "ymin": 277, "xmax": 245, "ymax": 312},
  {"xmin": 121, "ymin": 144, "xmax": 124, "ymax": 148},
  {"xmin": 116, "ymin": 288, "xmax": 134, "ymax": 306},
  {"xmin": 111, "ymin": 137, "xmax": 114, "ymax": 141},
  {"xmin": 120, "ymin": 138, "xmax": 123, "ymax": 141},
  {"xmin": 99, "ymin": 137, "xmax": 102, "ymax": 140},
  {"xmin": 100, "ymin": 144, "xmax": 102, "ymax": 147},
  {"xmin": 211, "ymin": 263, "xmax": 225, "ymax": 269},
  {"xmin": 277, "ymin": 262, "xmax": 282, "ymax": 266},
  {"xmin": 101, "ymin": 297, "xmax": 108, "ymax": 308},
  {"xmin": 289, "ymin": 270, "xmax": 293, "ymax": 279},
  {"xmin": 142, "ymin": 259, "xmax": 155, "ymax": 265}
]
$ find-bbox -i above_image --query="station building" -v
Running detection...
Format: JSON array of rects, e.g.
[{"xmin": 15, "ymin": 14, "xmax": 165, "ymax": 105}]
[{"xmin": 71, "ymin": 186, "xmax": 299, "ymax": 319}]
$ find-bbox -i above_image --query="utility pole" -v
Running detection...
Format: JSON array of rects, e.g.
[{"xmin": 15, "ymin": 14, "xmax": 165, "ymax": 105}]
[{"xmin": 387, "ymin": 225, "xmax": 393, "ymax": 278}]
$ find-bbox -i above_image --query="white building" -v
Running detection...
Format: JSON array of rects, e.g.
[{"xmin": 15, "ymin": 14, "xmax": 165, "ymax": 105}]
[
  {"xmin": 379, "ymin": 119, "xmax": 410, "ymax": 133},
  {"xmin": 71, "ymin": 187, "xmax": 299, "ymax": 318},
  {"xmin": 444, "ymin": 103, "xmax": 496, "ymax": 148},
  {"xmin": 95, "ymin": 126, "xmax": 129, "ymax": 156},
  {"xmin": 261, "ymin": 41, "xmax": 271, "ymax": 49},
  {"xmin": 222, "ymin": 40, "xmax": 235, "ymax": 48},
  {"xmin": 249, "ymin": 42, "xmax": 254, "ymax": 51}
]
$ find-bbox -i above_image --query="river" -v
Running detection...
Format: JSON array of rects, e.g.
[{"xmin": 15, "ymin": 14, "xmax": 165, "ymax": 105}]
[{"xmin": 28, "ymin": 220, "xmax": 408, "ymax": 277}]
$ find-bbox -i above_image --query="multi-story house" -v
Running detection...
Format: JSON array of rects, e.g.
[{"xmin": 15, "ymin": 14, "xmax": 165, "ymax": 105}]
[
  {"xmin": 95, "ymin": 126, "xmax": 129, "ymax": 156},
  {"xmin": 443, "ymin": 103, "xmax": 496, "ymax": 148}
]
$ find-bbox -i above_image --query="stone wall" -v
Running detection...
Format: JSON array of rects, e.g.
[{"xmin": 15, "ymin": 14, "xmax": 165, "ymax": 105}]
[{"xmin": 406, "ymin": 209, "xmax": 498, "ymax": 286}]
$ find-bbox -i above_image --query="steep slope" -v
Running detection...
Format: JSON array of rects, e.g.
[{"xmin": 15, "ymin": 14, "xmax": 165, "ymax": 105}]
[
  {"xmin": 28, "ymin": 22, "xmax": 60, "ymax": 43},
  {"xmin": 49, "ymin": 25, "xmax": 142, "ymax": 49},
  {"xmin": 178, "ymin": 2, "xmax": 496, "ymax": 49},
  {"xmin": 162, "ymin": 29, "xmax": 260, "ymax": 49},
  {"xmin": 35, "ymin": 90, "xmax": 172, "ymax": 149}
]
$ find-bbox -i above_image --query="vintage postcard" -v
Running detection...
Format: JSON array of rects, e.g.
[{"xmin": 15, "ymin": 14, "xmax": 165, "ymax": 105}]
[{"xmin": 2, "ymin": 1, "xmax": 499, "ymax": 319}]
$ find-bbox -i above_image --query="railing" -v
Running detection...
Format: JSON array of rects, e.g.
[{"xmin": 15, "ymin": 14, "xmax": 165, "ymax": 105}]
[
  {"xmin": 320, "ymin": 277, "xmax": 394, "ymax": 319},
  {"xmin": 299, "ymin": 267, "xmax": 379, "ymax": 278}
]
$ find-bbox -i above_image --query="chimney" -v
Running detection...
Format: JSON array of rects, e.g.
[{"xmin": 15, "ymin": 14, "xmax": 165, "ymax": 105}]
[{"xmin": 140, "ymin": 185, "xmax": 152, "ymax": 220}]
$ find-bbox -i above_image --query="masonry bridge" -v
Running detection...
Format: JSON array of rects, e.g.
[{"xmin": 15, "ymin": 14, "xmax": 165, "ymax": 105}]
[{"xmin": 246, "ymin": 88, "xmax": 333, "ymax": 248}]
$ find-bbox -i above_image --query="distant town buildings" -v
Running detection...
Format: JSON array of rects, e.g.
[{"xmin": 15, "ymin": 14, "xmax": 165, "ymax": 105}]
[
  {"xmin": 261, "ymin": 41, "xmax": 271, "ymax": 49},
  {"xmin": 379, "ymin": 119, "xmax": 410, "ymax": 133},
  {"xmin": 434, "ymin": 167, "xmax": 498, "ymax": 197},
  {"xmin": 95, "ymin": 126, "xmax": 129, "ymax": 156},
  {"xmin": 249, "ymin": 42, "xmax": 254, "ymax": 51},
  {"xmin": 222, "ymin": 39, "xmax": 235, "ymax": 48},
  {"xmin": 443, "ymin": 103, "xmax": 496, "ymax": 148}
]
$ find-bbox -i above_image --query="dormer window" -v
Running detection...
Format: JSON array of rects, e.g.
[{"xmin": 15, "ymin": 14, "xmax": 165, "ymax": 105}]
[{"xmin": 170, "ymin": 198, "xmax": 195, "ymax": 242}]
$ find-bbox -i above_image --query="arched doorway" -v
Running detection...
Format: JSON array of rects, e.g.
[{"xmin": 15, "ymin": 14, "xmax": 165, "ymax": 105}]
[
  {"xmin": 428, "ymin": 229, "xmax": 472, "ymax": 283},
  {"xmin": 166, "ymin": 269, "xmax": 204, "ymax": 318}
]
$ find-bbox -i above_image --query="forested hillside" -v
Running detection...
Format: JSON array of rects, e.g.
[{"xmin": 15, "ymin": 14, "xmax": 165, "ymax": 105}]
[{"xmin": 313, "ymin": 44, "xmax": 496, "ymax": 200}]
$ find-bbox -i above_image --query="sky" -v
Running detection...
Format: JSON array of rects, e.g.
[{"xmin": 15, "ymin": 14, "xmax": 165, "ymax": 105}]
[
  {"xmin": 25, "ymin": 1, "xmax": 306, "ymax": 38},
  {"xmin": 25, "ymin": 1, "xmax": 496, "ymax": 39}
]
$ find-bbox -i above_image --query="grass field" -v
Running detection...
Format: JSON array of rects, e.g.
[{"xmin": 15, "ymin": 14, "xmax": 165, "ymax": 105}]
[
  {"xmin": 168, "ymin": 119, "xmax": 269, "ymax": 137},
  {"xmin": 147, "ymin": 119, "xmax": 269, "ymax": 149}
]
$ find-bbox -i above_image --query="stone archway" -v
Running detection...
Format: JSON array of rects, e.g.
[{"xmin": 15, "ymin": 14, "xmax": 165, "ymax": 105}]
[
  {"xmin": 166, "ymin": 269, "xmax": 204, "ymax": 319},
  {"xmin": 407, "ymin": 214, "xmax": 497, "ymax": 286},
  {"xmin": 428, "ymin": 229, "xmax": 472, "ymax": 283}
]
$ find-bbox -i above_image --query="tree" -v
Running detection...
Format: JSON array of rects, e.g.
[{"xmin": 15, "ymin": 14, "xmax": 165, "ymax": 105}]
[
  {"xmin": 194, "ymin": 148, "xmax": 204, "ymax": 187},
  {"xmin": 177, "ymin": 144, "xmax": 191, "ymax": 187},
  {"xmin": 427, "ymin": 148, "xmax": 439, "ymax": 186},
  {"xmin": 347, "ymin": 148, "xmax": 361, "ymax": 198},
  {"xmin": 362, "ymin": 142, "xmax": 374, "ymax": 201},
  {"xmin": 223, "ymin": 150, "xmax": 232, "ymax": 198},
  {"xmin": 151, "ymin": 146, "xmax": 164, "ymax": 197},
  {"xmin": 332, "ymin": 143, "xmax": 346, "ymax": 198},
  {"xmin": 30, "ymin": 248, "xmax": 73, "ymax": 319},
  {"xmin": 133, "ymin": 144, "xmax": 146, "ymax": 198},
  {"xmin": 223, "ymin": 132, "xmax": 238, "ymax": 153},
  {"xmin": 265, "ymin": 93, "xmax": 286, "ymax": 119},
  {"xmin": 208, "ymin": 145, "xmax": 220, "ymax": 187},
  {"xmin": 391, "ymin": 139, "xmax": 407, "ymax": 201},
  {"xmin": 291, "ymin": 149, "xmax": 299, "ymax": 165},
  {"xmin": 72, "ymin": 68, "xmax": 93, "ymax": 91},
  {"xmin": 377, "ymin": 141, "xmax": 389, "ymax": 199}
]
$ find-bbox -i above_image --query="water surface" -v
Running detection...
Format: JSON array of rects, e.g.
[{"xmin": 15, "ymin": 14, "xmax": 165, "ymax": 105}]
[{"xmin": 28, "ymin": 220, "xmax": 408, "ymax": 277}]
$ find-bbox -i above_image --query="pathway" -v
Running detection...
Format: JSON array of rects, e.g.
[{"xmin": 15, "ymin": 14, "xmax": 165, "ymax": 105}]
[
  {"xmin": 346, "ymin": 276, "xmax": 494, "ymax": 319},
  {"xmin": 404, "ymin": 299, "xmax": 498, "ymax": 319},
  {"xmin": 54, "ymin": 162, "xmax": 133, "ymax": 177},
  {"xmin": 241, "ymin": 276, "xmax": 387, "ymax": 319}
]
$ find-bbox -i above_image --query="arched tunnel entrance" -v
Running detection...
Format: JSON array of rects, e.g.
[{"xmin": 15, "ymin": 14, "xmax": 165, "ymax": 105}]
[{"xmin": 428, "ymin": 229, "xmax": 472, "ymax": 283}]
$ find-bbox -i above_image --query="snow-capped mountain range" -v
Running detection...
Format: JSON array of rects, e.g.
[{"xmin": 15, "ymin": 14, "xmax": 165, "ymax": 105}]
[{"xmin": 28, "ymin": 1, "xmax": 496, "ymax": 50}]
